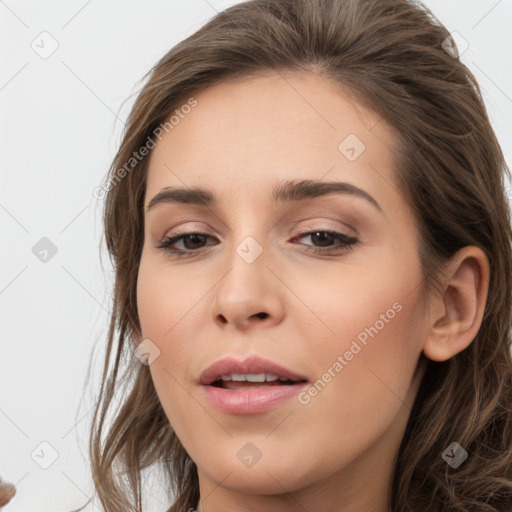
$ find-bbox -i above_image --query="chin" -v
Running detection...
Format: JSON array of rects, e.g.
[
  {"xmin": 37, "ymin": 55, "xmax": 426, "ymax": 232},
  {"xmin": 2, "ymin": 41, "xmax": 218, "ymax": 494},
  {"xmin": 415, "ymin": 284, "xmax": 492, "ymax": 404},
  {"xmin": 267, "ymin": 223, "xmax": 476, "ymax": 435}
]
[{"xmin": 198, "ymin": 452, "xmax": 316, "ymax": 494}]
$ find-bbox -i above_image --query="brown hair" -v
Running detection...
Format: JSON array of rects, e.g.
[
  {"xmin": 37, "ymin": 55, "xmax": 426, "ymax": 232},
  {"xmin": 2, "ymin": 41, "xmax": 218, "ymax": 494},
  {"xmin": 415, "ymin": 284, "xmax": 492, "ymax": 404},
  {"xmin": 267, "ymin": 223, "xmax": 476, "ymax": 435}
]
[{"xmin": 79, "ymin": 0, "xmax": 512, "ymax": 510}]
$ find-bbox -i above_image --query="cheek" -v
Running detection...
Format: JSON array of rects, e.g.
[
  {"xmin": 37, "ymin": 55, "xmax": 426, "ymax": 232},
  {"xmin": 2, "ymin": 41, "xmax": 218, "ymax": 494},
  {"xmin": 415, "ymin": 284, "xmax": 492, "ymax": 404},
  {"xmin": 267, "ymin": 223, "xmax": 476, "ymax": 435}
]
[
  {"xmin": 136, "ymin": 257, "xmax": 209, "ymax": 421},
  {"xmin": 291, "ymin": 246, "xmax": 426, "ymax": 412},
  {"xmin": 136, "ymin": 255, "xmax": 202, "ymax": 341},
  {"xmin": 294, "ymin": 249, "xmax": 422, "ymax": 352}
]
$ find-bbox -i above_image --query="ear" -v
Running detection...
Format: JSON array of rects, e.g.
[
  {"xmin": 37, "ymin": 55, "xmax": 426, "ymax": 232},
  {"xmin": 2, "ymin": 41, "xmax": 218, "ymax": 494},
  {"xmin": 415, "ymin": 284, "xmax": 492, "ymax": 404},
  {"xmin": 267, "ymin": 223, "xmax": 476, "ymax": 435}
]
[{"xmin": 423, "ymin": 246, "xmax": 490, "ymax": 362}]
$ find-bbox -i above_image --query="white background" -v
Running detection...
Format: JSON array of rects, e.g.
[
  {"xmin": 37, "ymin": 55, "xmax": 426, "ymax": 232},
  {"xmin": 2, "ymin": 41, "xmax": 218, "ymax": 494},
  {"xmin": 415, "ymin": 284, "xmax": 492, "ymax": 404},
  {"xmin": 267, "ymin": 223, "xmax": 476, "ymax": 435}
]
[{"xmin": 1, "ymin": 1, "xmax": 511, "ymax": 511}]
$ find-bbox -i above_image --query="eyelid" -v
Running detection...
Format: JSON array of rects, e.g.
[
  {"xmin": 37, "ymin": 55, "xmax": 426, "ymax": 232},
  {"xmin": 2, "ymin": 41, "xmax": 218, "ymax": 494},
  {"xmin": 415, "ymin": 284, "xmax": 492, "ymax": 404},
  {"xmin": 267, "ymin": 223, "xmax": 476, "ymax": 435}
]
[
  {"xmin": 158, "ymin": 210, "xmax": 360, "ymax": 238},
  {"xmin": 293, "ymin": 222, "xmax": 356, "ymax": 238},
  {"xmin": 161, "ymin": 221, "xmax": 356, "ymax": 242}
]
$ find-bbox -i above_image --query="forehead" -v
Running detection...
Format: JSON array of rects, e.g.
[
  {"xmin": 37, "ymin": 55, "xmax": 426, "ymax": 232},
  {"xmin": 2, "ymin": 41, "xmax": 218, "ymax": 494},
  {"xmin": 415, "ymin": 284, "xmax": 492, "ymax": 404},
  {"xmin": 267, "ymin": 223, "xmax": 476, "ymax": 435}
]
[{"xmin": 145, "ymin": 71, "xmax": 400, "ymax": 206}]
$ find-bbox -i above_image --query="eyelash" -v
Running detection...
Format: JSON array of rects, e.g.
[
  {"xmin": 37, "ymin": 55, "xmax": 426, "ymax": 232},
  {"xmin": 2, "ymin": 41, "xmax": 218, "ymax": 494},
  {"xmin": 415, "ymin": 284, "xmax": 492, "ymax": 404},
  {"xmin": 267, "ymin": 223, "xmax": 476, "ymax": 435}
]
[{"xmin": 155, "ymin": 227, "xmax": 358, "ymax": 258}]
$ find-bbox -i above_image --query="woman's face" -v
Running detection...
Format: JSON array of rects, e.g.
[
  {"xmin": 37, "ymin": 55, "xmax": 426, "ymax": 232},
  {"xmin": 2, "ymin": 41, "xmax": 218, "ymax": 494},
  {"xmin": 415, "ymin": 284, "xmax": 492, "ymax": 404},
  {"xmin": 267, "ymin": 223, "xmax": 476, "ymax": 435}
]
[{"xmin": 136, "ymin": 71, "xmax": 430, "ymax": 511}]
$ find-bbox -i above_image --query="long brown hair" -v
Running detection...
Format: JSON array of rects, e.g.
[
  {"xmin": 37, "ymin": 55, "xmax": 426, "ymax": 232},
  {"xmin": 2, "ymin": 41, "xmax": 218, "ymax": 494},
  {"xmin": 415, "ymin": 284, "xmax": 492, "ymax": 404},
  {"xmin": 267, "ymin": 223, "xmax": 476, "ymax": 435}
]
[{"xmin": 79, "ymin": 0, "xmax": 512, "ymax": 510}]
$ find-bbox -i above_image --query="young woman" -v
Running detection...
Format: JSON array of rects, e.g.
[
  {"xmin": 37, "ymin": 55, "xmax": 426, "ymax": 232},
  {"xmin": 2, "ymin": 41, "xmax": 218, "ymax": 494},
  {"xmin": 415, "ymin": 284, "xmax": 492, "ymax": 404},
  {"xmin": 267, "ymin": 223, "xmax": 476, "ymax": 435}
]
[{"xmin": 81, "ymin": 0, "xmax": 512, "ymax": 510}]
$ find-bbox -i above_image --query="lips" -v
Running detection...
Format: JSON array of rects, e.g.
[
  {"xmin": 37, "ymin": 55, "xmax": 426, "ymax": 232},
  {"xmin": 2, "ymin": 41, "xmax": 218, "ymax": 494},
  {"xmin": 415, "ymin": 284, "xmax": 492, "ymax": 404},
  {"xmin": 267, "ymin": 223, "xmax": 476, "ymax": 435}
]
[
  {"xmin": 199, "ymin": 355, "xmax": 309, "ymax": 415},
  {"xmin": 199, "ymin": 355, "xmax": 309, "ymax": 387}
]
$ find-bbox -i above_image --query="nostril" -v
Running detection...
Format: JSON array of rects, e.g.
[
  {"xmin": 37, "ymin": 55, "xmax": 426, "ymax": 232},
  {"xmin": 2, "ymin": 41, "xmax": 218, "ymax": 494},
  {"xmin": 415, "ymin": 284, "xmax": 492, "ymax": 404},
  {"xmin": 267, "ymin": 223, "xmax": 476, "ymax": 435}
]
[{"xmin": 254, "ymin": 312, "xmax": 268, "ymax": 320}]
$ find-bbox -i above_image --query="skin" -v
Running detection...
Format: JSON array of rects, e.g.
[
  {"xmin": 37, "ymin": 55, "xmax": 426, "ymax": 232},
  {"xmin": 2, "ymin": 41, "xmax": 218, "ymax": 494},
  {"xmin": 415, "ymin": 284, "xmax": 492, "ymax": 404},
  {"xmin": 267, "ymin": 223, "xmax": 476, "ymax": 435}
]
[
  {"xmin": 135, "ymin": 71, "xmax": 489, "ymax": 512},
  {"xmin": 0, "ymin": 481, "xmax": 16, "ymax": 506}
]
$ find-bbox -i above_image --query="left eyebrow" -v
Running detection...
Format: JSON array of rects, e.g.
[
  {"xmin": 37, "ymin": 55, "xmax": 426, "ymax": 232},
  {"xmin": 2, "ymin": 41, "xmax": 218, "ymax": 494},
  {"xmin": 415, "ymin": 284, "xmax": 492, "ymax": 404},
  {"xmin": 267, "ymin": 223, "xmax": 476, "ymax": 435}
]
[{"xmin": 146, "ymin": 178, "xmax": 383, "ymax": 213}]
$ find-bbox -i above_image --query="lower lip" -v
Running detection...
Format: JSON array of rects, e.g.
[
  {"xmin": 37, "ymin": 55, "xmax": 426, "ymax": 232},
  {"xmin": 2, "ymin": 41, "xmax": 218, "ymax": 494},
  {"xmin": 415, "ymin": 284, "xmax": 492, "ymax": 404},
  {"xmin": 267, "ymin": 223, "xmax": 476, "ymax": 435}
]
[{"xmin": 202, "ymin": 382, "xmax": 308, "ymax": 415}]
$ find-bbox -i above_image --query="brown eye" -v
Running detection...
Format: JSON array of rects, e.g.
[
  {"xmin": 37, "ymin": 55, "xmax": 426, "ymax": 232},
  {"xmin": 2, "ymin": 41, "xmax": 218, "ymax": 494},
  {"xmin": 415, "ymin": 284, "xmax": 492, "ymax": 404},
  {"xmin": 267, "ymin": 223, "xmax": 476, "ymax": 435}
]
[
  {"xmin": 293, "ymin": 229, "xmax": 358, "ymax": 254},
  {"xmin": 156, "ymin": 231, "xmax": 217, "ymax": 257}
]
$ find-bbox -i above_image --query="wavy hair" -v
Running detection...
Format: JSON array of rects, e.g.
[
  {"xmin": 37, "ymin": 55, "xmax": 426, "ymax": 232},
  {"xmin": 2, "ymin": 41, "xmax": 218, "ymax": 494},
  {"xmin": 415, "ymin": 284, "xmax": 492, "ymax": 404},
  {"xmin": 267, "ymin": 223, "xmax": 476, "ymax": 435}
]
[{"xmin": 78, "ymin": 0, "xmax": 512, "ymax": 510}]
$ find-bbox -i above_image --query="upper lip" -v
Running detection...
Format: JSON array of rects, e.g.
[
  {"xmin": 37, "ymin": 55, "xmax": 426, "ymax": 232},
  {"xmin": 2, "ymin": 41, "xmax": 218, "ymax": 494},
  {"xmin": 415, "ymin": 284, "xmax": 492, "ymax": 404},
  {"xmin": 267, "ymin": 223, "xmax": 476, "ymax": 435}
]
[{"xmin": 199, "ymin": 355, "xmax": 309, "ymax": 385}]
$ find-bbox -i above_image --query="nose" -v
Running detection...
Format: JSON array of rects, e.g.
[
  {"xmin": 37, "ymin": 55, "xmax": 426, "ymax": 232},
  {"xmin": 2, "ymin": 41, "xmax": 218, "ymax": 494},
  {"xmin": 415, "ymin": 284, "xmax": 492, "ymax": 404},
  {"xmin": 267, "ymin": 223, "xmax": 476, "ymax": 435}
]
[{"xmin": 210, "ymin": 239, "xmax": 285, "ymax": 332}]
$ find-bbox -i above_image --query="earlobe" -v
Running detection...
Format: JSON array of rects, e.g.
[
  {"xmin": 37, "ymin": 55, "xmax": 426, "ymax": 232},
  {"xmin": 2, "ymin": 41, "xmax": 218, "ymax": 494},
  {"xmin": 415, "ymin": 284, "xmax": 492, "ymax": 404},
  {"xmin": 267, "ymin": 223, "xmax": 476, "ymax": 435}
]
[{"xmin": 422, "ymin": 246, "xmax": 490, "ymax": 362}]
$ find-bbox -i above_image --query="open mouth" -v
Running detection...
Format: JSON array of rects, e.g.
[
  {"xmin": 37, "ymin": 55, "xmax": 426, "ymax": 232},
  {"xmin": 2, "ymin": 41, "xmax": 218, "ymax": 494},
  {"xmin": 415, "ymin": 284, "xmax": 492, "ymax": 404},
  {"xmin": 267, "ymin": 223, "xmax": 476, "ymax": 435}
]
[
  {"xmin": 201, "ymin": 365, "xmax": 310, "ymax": 414},
  {"xmin": 210, "ymin": 374, "xmax": 307, "ymax": 390}
]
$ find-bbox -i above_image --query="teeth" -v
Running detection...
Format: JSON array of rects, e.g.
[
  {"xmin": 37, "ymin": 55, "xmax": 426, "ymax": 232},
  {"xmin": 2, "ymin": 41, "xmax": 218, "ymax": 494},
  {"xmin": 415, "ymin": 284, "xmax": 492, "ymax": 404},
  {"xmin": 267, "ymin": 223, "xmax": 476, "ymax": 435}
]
[
  {"xmin": 218, "ymin": 373, "xmax": 288, "ymax": 382},
  {"xmin": 246, "ymin": 373, "xmax": 266, "ymax": 382}
]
